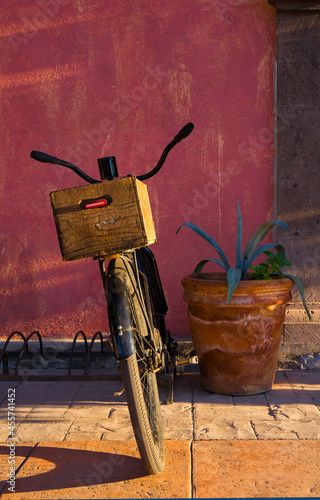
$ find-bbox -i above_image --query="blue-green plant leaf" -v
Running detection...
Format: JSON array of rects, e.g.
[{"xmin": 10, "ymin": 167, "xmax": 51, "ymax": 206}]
[
  {"xmin": 176, "ymin": 222, "xmax": 230, "ymax": 270},
  {"xmin": 274, "ymin": 244, "xmax": 286, "ymax": 258},
  {"xmin": 282, "ymin": 272, "xmax": 312, "ymax": 321},
  {"xmin": 193, "ymin": 258, "xmax": 227, "ymax": 274},
  {"xmin": 242, "ymin": 221, "xmax": 289, "ymax": 273},
  {"xmin": 227, "ymin": 268, "xmax": 242, "ymax": 304},
  {"xmin": 236, "ymin": 199, "xmax": 242, "ymax": 269}
]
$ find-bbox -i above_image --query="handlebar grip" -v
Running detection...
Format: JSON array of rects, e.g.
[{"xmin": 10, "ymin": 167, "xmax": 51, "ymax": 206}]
[
  {"xmin": 30, "ymin": 151, "xmax": 59, "ymax": 164},
  {"xmin": 173, "ymin": 122, "xmax": 194, "ymax": 143}
]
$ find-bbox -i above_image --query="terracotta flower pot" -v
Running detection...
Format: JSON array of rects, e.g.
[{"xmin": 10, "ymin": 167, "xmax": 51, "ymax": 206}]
[{"xmin": 182, "ymin": 273, "xmax": 293, "ymax": 396}]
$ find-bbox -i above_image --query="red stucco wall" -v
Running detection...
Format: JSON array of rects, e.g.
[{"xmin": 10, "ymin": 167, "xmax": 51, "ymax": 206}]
[{"xmin": 0, "ymin": 0, "xmax": 276, "ymax": 340}]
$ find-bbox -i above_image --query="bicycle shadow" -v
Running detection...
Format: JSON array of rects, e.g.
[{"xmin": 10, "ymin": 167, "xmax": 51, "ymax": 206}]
[{"xmin": 0, "ymin": 444, "xmax": 145, "ymax": 495}]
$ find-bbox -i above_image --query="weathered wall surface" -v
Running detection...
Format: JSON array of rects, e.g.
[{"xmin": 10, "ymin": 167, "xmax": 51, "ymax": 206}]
[
  {"xmin": 0, "ymin": 0, "xmax": 276, "ymax": 339},
  {"xmin": 273, "ymin": 1, "xmax": 320, "ymax": 359}
]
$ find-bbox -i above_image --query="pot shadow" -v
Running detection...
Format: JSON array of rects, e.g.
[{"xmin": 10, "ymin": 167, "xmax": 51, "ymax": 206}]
[{"xmin": 0, "ymin": 444, "xmax": 145, "ymax": 495}]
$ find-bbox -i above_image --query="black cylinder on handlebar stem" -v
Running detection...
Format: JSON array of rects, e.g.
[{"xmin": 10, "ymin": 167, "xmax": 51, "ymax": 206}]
[{"xmin": 98, "ymin": 156, "xmax": 119, "ymax": 180}]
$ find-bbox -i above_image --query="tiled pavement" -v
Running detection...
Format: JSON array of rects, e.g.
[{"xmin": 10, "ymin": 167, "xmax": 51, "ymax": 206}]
[{"xmin": 0, "ymin": 370, "xmax": 319, "ymax": 498}]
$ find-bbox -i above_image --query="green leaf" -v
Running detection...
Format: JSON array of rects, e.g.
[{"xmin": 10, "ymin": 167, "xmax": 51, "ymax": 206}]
[
  {"xmin": 193, "ymin": 258, "xmax": 227, "ymax": 274},
  {"xmin": 176, "ymin": 222, "xmax": 230, "ymax": 270},
  {"xmin": 236, "ymin": 199, "xmax": 242, "ymax": 269},
  {"xmin": 282, "ymin": 273, "xmax": 312, "ymax": 321},
  {"xmin": 242, "ymin": 242, "xmax": 281, "ymax": 278},
  {"xmin": 264, "ymin": 250, "xmax": 276, "ymax": 258},
  {"xmin": 227, "ymin": 268, "xmax": 242, "ymax": 304}
]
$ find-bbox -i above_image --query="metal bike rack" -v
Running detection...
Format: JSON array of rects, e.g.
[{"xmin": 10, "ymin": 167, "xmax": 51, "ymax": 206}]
[{"xmin": 0, "ymin": 330, "xmax": 108, "ymax": 377}]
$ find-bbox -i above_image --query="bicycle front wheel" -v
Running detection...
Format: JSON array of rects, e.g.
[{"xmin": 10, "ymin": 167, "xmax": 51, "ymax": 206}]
[
  {"xmin": 121, "ymin": 352, "xmax": 165, "ymax": 474},
  {"xmin": 107, "ymin": 258, "xmax": 165, "ymax": 475}
]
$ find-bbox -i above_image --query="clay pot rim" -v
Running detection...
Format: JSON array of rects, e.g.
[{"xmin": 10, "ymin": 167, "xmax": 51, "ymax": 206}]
[{"xmin": 182, "ymin": 272, "xmax": 294, "ymax": 294}]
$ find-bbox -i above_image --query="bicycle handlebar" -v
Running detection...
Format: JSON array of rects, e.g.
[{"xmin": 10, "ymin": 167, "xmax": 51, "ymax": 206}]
[
  {"xmin": 30, "ymin": 151, "xmax": 59, "ymax": 164},
  {"xmin": 137, "ymin": 122, "xmax": 194, "ymax": 181},
  {"xmin": 30, "ymin": 150, "xmax": 100, "ymax": 184},
  {"xmin": 30, "ymin": 122, "xmax": 194, "ymax": 184},
  {"xmin": 173, "ymin": 122, "xmax": 194, "ymax": 143}
]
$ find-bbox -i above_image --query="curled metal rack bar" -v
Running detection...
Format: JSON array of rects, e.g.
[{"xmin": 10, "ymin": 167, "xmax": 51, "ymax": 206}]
[
  {"xmin": 0, "ymin": 330, "xmax": 43, "ymax": 375},
  {"xmin": 15, "ymin": 331, "xmax": 43, "ymax": 375},
  {"xmin": 67, "ymin": 330, "xmax": 88, "ymax": 376},
  {"xmin": 84, "ymin": 331, "xmax": 104, "ymax": 376},
  {"xmin": 0, "ymin": 331, "xmax": 27, "ymax": 376},
  {"xmin": 68, "ymin": 330, "xmax": 107, "ymax": 375}
]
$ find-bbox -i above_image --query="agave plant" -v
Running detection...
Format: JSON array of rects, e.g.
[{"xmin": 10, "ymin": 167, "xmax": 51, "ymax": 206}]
[{"xmin": 176, "ymin": 200, "xmax": 311, "ymax": 319}]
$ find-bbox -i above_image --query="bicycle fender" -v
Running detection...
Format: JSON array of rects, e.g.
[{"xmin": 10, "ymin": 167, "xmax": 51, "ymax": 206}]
[
  {"xmin": 105, "ymin": 258, "xmax": 136, "ymax": 360},
  {"xmin": 111, "ymin": 327, "xmax": 135, "ymax": 361}
]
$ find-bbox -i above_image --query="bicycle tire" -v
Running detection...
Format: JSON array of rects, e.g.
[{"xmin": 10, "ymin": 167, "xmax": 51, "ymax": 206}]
[{"xmin": 107, "ymin": 258, "xmax": 165, "ymax": 475}]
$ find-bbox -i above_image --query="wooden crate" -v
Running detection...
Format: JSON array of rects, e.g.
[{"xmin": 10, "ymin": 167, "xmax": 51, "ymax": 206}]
[{"xmin": 50, "ymin": 176, "xmax": 156, "ymax": 261}]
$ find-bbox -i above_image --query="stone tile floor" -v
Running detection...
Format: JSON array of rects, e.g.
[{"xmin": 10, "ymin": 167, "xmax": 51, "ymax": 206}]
[
  {"xmin": 0, "ymin": 369, "xmax": 319, "ymax": 498},
  {"xmin": 0, "ymin": 370, "xmax": 319, "ymax": 443}
]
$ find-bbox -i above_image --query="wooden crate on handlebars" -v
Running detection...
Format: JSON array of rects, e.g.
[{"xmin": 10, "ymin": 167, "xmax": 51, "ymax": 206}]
[{"xmin": 50, "ymin": 176, "xmax": 156, "ymax": 261}]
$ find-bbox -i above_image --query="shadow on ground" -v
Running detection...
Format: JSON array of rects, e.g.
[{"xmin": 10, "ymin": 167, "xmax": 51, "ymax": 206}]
[{"xmin": 0, "ymin": 444, "xmax": 144, "ymax": 495}]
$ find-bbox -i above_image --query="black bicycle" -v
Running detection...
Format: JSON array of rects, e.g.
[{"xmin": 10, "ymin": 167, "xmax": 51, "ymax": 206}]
[{"xmin": 30, "ymin": 122, "xmax": 194, "ymax": 475}]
